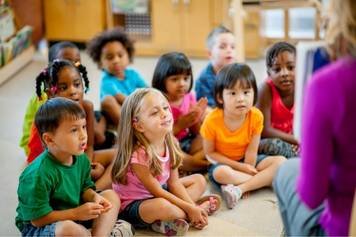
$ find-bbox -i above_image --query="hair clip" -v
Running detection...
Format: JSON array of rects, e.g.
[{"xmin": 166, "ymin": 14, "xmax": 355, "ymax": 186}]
[
  {"xmin": 74, "ymin": 61, "xmax": 81, "ymax": 67},
  {"xmin": 132, "ymin": 117, "xmax": 138, "ymax": 124},
  {"xmin": 50, "ymin": 86, "xmax": 58, "ymax": 94}
]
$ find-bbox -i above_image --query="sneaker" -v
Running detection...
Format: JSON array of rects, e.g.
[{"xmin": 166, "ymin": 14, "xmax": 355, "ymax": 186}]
[
  {"xmin": 151, "ymin": 218, "xmax": 189, "ymax": 236},
  {"xmin": 221, "ymin": 184, "xmax": 242, "ymax": 209},
  {"xmin": 110, "ymin": 219, "xmax": 135, "ymax": 237}
]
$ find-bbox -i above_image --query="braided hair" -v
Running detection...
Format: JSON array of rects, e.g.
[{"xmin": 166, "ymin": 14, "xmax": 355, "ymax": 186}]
[
  {"xmin": 266, "ymin": 42, "xmax": 296, "ymax": 69},
  {"xmin": 35, "ymin": 59, "xmax": 89, "ymax": 99}
]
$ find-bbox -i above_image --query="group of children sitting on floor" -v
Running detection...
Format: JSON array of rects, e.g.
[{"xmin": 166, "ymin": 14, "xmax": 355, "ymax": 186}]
[{"xmin": 16, "ymin": 25, "xmax": 298, "ymax": 236}]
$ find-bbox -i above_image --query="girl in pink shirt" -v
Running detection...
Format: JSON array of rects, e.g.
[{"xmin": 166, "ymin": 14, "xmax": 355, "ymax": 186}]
[
  {"xmin": 111, "ymin": 88, "xmax": 220, "ymax": 236},
  {"xmin": 152, "ymin": 52, "xmax": 209, "ymax": 173}
]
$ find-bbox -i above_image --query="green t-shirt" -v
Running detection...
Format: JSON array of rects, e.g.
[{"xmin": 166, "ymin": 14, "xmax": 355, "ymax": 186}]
[
  {"xmin": 19, "ymin": 93, "xmax": 47, "ymax": 155},
  {"xmin": 15, "ymin": 150, "xmax": 95, "ymax": 231}
]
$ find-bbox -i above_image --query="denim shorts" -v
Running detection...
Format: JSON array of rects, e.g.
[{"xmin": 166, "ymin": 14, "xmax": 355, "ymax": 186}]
[
  {"xmin": 118, "ymin": 184, "xmax": 168, "ymax": 229},
  {"xmin": 179, "ymin": 133, "xmax": 196, "ymax": 153},
  {"xmin": 208, "ymin": 154, "xmax": 268, "ymax": 190},
  {"xmin": 21, "ymin": 223, "xmax": 56, "ymax": 237}
]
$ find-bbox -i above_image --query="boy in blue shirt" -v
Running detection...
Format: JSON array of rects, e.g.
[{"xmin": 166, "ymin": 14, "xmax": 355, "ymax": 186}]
[{"xmin": 195, "ymin": 26, "xmax": 237, "ymax": 107}]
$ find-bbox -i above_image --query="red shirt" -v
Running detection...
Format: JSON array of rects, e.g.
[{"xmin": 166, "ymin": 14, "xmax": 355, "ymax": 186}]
[
  {"xmin": 267, "ymin": 79, "xmax": 294, "ymax": 134},
  {"xmin": 27, "ymin": 123, "xmax": 44, "ymax": 163}
]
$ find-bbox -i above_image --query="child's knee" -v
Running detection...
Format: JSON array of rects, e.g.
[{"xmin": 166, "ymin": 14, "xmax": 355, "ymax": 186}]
[
  {"xmin": 191, "ymin": 173, "xmax": 207, "ymax": 189},
  {"xmin": 212, "ymin": 165, "xmax": 234, "ymax": 182},
  {"xmin": 100, "ymin": 189, "xmax": 121, "ymax": 208},
  {"xmin": 155, "ymin": 198, "xmax": 184, "ymax": 218},
  {"xmin": 271, "ymin": 155, "xmax": 287, "ymax": 166},
  {"xmin": 56, "ymin": 220, "xmax": 90, "ymax": 236},
  {"xmin": 101, "ymin": 95, "xmax": 118, "ymax": 109}
]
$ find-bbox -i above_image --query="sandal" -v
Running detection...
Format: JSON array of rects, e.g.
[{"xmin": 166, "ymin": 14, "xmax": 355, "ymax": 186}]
[{"xmin": 196, "ymin": 194, "xmax": 222, "ymax": 215}]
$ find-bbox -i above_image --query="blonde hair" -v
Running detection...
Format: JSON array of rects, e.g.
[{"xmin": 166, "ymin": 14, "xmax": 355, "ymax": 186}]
[
  {"xmin": 326, "ymin": 0, "xmax": 356, "ymax": 57},
  {"xmin": 111, "ymin": 88, "xmax": 185, "ymax": 184}
]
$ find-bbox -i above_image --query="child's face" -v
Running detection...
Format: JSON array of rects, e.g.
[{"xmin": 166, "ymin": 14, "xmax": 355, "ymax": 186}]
[
  {"xmin": 268, "ymin": 51, "xmax": 296, "ymax": 92},
  {"xmin": 54, "ymin": 66, "xmax": 84, "ymax": 103},
  {"xmin": 57, "ymin": 47, "xmax": 81, "ymax": 63},
  {"xmin": 218, "ymin": 81, "xmax": 254, "ymax": 117},
  {"xmin": 209, "ymin": 33, "xmax": 236, "ymax": 71},
  {"xmin": 165, "ymin": 74, "xmax": 191, "ymax": 101},
  {"xmin": 100, "ymin": 41, "xmax": 130, "ymax": 78},
  {"xmin": 46, "ymin": 117, "xmax": 87, "ymax": 160},
  {"xmin": 134, "ymin": 92, "xmax": 173, "ymax": 140}
]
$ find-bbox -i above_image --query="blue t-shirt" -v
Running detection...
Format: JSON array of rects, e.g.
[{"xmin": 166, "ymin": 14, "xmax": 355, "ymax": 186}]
[
  {"xmin": 195, "ymin": 63, "xmax": 217, "ymax": 107},
  {"xmin": 100, "ymin": 68, "xmax": 147, "ymax": 101}
]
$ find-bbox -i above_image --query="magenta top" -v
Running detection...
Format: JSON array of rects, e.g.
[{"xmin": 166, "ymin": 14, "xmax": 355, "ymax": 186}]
[{"xmin": 298, "ymin": 57, "xmax": 356, "ymax": 236}]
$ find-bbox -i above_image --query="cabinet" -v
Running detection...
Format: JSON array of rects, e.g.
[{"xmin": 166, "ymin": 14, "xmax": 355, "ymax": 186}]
[
  {"xmin": 44, "ymin": 0, "xmax": 111, "ymax": 42},
  {"xmin": 135, "ymin": 0, "xmax": 222, "ymax": 58}
]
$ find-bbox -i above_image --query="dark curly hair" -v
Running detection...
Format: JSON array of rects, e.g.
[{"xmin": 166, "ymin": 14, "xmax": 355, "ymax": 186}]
[
  {"xmin": 152, "ymin": 52, "xmax": 193, "ymax": 94},
  {"xmin": 87, "ymin": 27, "xmax": 134, "ymax": 66},
  {"xmin": 35, "ymin": 59, "xmax": 89, "ymax": 99},
  {"xmin": 266, "ymin": 41, "xmax": 296, "ymax": 69}
]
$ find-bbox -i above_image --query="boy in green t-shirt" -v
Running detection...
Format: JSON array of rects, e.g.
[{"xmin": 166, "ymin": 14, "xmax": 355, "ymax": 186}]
[{"xmin": 16, "ymin": 97, "xmax": 125, "ymax": 236}]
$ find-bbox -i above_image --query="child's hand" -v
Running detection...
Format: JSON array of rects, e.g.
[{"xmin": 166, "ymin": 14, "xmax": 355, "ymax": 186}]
[
  {"xmin": 186, "ymin": 205, "xmax": 208, "ymax": 229},
  {"xmin": 177, "ymin": 111, "xmax": 199, "ymax": 129},
  {"xmin": 74, "ymin": 202, "xmax": 104, "ymax": 221},
  {"xmin": 189, "ymin": 98, "xmax": 208, "ymax": 123},
  {"xmin": 91, "ymin": 162, "xmax": 105, "ymax": 181},
  {"xmin": 93, "ymin": 193, "xmax": 112, "ymax": 213},
  {"xmin": 240, "ymin": 163, "xmax": 258, "ymax": 175}
]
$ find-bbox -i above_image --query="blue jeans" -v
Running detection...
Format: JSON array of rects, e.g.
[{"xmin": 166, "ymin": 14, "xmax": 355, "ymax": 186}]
[
  {"xmin": 21, "ymin": 223, "xmax": 56, "ymax": 237},
  {"xmin": 273, "ymin": 158, "xmax": 325, "ymax": 236}
]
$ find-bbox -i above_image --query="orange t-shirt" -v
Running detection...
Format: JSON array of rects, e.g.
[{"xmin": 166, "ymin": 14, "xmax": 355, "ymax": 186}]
[{"xmin": 200, "ymin": 107, "xmax": 263, "ymax": 161}]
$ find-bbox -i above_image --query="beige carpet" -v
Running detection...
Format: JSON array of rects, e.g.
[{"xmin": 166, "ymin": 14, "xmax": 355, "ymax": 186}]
[{"xmin": 0, "ymin": 51, "xmax": 283, "ymax": 236}]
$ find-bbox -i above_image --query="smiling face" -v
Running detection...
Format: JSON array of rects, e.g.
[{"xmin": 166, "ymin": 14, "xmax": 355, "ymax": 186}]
[
  {"xmin": 54, "ymin": 66, "xmax": 84, "ymax": 103},
  {"xmin": 100, "ymin": 41, "xmax": 130, "ymax": 78},
  {"xmin": 45, "ymin": 117, "xmax": 87, "ymax": 161},
  {"xmin": 217, "ymin": 80, "xmax": 254, "ymax": 118},
  {"xmin": 209, "ymin": 32, "xmax": 236, "ymax": 72},
  {"xmin": 165, "ymin": 73, "xmax": 192, "ymax": 101},
  {"xmin": 133, "ymin": 91, "xmax": 173, "ymax": 142},
  {"xmin": 268, "ymin": 50, "xmax": 296, "ymax": 92}
]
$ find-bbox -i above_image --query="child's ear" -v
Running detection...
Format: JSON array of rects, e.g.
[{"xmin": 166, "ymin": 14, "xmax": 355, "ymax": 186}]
[
  {"xmin": 216, "ymin": 92, "xmax": 224, "ymax": 105},
  {"xmin": 42, "ymin": 132, "xmax": 55, "ymax": 147},
  {"xmin": 132, "ymin": 122, "xmax": 145, "ymax": 133},
  {"xmin": 207, "ymin": 50, "xmax": 213, "ymax": 59}
]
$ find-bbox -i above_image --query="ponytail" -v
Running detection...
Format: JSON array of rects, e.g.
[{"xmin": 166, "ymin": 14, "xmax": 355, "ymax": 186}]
[{"xmin": 35, "ymin": 68, "xmax": 50, "ymax": 100}]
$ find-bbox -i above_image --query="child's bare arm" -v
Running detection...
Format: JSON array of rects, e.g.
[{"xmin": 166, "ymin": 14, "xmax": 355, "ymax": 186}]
[
  {"xmin": 114, "ymin": 93, "xmax": 126, "ymax": 105},
  {"xmin": 173, "ymin": 112, "xmax": 198, "ymax": 135},
  {"xmin": 256, "ymin": 83, "xmax": 299, "ymax": 145},
  {"xmin": 167, "ymin": 168, "xmax": 195, "ymax": 204},
  {"xmin": 30, "ymin": 202, "xmax": 104, "ymax": 227},
  {"xmin": 244, "ymin": 134, "xmax": 260, "ymax": 166},
  {"xmin": 82, "ymin": 100, "xmax": 95, "ymax": 161}
]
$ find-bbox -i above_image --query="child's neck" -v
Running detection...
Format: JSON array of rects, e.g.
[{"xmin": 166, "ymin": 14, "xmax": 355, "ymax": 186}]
[
  {"xmin": 223, "ymin": 110, "xmax": 247, "ymax": 132},
  {"xmin": 167, "ymin": 94, "xmax": 184, "ymax": 106},
  {"xmin": 48, "ymin": 149, "xmax": 74, "ymax": 166},
  {"xmin": 212, "ymin": 63, "xmax": 223, "ymax": 75},
  {"xmin": 149, "ymin": 136, "xmax": 166, "ymax": 156}
]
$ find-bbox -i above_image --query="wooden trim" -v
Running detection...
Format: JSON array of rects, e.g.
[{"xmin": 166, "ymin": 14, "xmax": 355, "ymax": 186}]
[{"xmin": 0, "ymin": 45, "xmax": 34, "ymax": 86}]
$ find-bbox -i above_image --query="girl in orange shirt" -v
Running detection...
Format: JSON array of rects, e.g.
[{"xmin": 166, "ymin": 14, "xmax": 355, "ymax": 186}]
[{"xmin": 200, "ymin": 63, "xmax": 286, "ymax": 209}]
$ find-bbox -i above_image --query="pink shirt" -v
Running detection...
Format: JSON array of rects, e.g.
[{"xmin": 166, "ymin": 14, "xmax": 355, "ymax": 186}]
[
  {"xmin": 113, "ymin": 146, "xmax": 171, "ymax": 211},
  {"xmin": 170, "ymin": 92, "xmax": 197, "ymax": 140}
]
